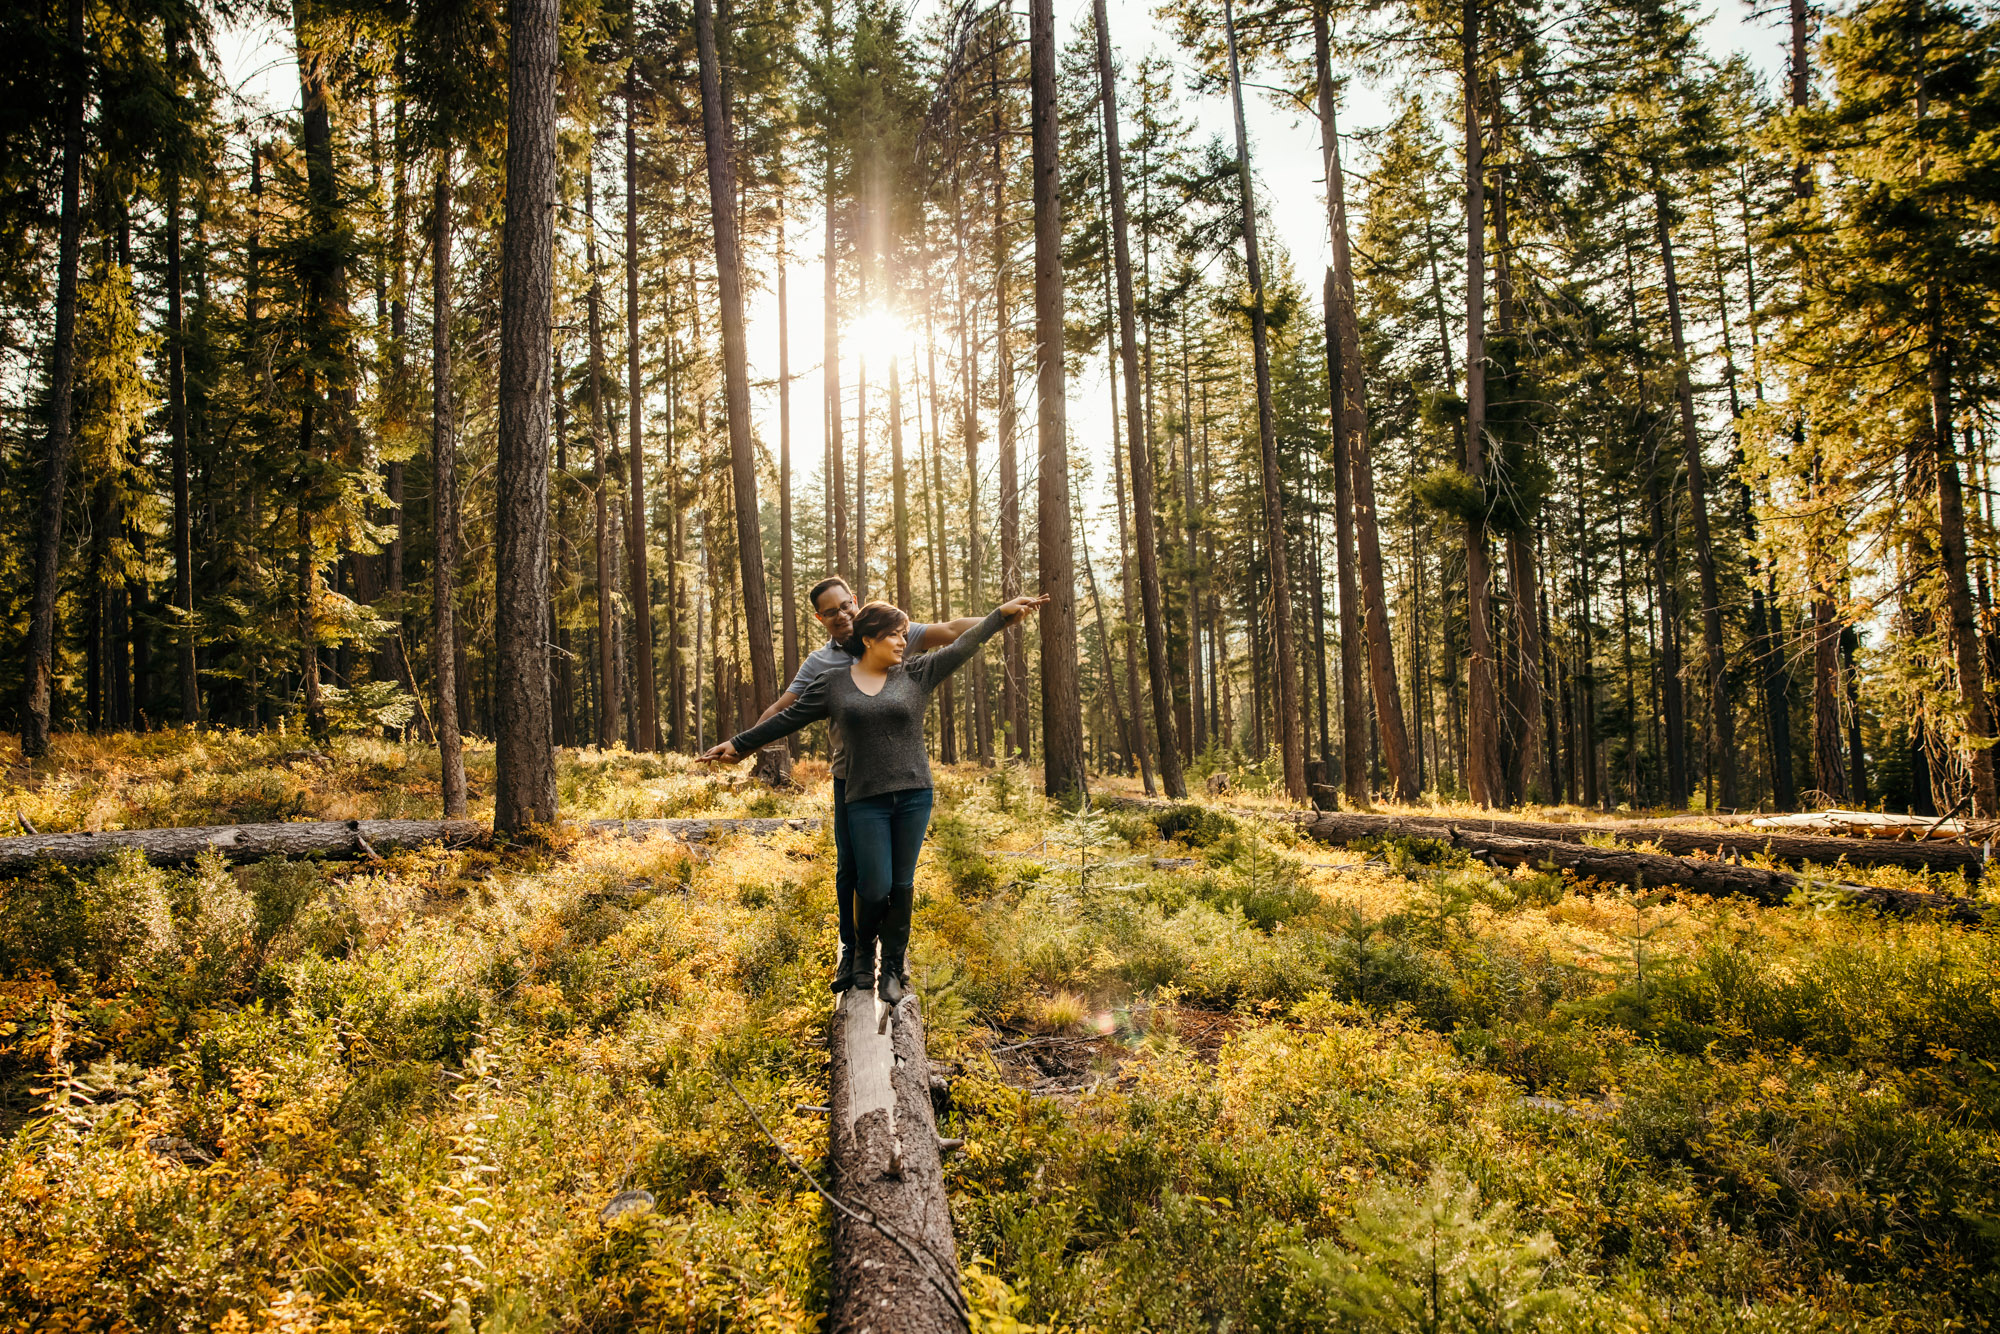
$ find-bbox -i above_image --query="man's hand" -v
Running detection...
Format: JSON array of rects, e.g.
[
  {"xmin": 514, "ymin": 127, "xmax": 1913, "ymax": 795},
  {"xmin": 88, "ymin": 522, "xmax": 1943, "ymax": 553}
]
[
  {"xmin": 999, "ymin": 594, "xmax": 1051, "ymax": 625},
  {"xmin": 698, "ymin": 740, "xmax": 741, "ymax": 764}
]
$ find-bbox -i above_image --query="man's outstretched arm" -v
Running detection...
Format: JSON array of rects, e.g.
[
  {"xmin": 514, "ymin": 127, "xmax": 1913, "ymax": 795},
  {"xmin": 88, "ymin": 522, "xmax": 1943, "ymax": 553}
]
[
  {"xmin": 754, "ymin": 690, "xmax": 799, "ymax": 727},
  {"xmin": 913, "ymin": 616, "xmax": 983, "ymax": 651}
]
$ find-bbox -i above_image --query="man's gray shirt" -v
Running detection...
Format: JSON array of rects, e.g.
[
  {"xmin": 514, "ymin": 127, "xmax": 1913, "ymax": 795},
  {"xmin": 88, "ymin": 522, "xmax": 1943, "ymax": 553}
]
[{"xmin": 781, "ymin": 622, "xmax": 929, "ymax": 779}]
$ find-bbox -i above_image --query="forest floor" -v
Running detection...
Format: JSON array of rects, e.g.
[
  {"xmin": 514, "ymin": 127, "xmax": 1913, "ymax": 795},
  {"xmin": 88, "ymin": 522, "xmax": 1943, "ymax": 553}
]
[{"xmin": 1, "ymin": 732, "xmax": 1996, "ymax": 1331}]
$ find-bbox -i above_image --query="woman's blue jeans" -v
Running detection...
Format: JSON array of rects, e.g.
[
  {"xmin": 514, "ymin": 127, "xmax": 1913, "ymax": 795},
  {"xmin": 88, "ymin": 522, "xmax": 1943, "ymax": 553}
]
[{"xmin": 843, "ymin": 786, "xmax": 934, "ymax": 966}]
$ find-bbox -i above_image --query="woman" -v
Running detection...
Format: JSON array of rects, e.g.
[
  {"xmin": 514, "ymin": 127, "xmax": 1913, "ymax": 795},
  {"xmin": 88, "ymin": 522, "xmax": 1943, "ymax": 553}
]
[{"xmin": 701, "ymin": 594, "xmax": 1046, "ymax": 1005}]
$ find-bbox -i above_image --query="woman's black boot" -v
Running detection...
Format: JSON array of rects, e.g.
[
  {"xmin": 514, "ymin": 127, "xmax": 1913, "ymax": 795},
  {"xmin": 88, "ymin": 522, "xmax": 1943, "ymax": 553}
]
[
  {"xmin": 851, "ymin": 900, "xmax": 882, "ymax": 998},
  {"xmin": 875, "ymin": 883, "xmax": 913, "ymax": 1007},
  {"xmin": 830, "ymin": 944, "xmax": 860, "ymax": 993},
  {"xmin": 876, "ymin": 965, "xmax": 905, "ymax": 1007}
]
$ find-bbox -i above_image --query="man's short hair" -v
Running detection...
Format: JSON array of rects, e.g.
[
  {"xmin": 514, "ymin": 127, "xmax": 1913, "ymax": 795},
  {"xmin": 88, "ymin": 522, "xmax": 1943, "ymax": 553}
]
[{"xmin": 809, "ymin": 576, "xmax": 852, "ymax": 613}]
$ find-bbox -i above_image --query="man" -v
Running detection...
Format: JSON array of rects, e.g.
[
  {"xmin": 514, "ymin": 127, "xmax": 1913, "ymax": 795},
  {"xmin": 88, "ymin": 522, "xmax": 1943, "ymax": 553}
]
[{"xmin": 752, "ymin": 575, "xmax": 986, "ymax": 992}]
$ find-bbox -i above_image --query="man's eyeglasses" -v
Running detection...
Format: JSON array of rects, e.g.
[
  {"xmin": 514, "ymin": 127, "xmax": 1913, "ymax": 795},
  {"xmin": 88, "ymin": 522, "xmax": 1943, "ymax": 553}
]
[{"xmin": 815, "ymin": 599, "xmax": 859, "ymax": 621}]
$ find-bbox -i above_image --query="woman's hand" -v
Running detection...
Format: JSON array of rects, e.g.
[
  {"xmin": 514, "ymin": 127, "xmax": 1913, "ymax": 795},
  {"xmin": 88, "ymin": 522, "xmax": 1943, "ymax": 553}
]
[
  {"xmin": 698, "ymin": 740, "xmax": 741, "ymax": 764},
  {"xmin": 998, "ymin": 594, "xmax": 1051, "ymax": 625}
]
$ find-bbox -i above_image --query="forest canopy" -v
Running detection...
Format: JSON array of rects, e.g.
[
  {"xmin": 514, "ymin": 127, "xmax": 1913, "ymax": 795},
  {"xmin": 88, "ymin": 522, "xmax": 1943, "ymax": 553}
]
[{"xmin": 3, "ymin": 0, "xmax": 1999, "ymax": 818}]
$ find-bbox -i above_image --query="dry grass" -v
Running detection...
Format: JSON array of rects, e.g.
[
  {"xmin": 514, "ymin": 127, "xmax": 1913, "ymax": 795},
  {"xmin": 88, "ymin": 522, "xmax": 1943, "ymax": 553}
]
[{"xmin": 3, "ymin": 734, "xmax": 1997, "ymax": 1331}]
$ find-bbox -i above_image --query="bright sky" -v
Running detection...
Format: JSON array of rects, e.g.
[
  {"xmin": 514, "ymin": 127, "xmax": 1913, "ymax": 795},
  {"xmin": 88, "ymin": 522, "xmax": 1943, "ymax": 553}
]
[{"xmin": 215, "ymin": 0, "xmax": 1790, "ymax": 573}]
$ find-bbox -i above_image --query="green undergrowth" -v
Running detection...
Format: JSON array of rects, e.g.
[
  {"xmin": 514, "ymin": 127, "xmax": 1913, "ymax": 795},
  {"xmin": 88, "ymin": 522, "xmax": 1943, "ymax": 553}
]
[{"xmin": 0, "ymin": 738, "xmax": 1996, "ymax": 1331}]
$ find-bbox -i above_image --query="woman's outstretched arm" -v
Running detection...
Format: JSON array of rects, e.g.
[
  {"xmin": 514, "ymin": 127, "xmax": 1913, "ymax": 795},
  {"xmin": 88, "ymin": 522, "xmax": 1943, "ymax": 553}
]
[
  {"xmin": 701, "ymin": 677, "xmax": 831, "ymax": 762},
  {"xmin": 906, "ymin": 596, "xmax": 1047, "ymax": 694}
]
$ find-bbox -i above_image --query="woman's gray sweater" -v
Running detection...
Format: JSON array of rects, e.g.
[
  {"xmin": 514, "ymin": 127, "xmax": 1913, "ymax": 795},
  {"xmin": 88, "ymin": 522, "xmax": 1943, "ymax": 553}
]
[{"xmin": 729, "ymin": 609, "xmax": 1007, "ymax": 801}]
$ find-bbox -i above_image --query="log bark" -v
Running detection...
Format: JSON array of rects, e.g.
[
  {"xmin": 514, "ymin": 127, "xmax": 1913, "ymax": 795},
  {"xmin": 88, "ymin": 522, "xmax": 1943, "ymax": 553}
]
[
  {"xmin": 827, "ymin": 989, "xmax": 964, "ymax": 1334},
  {"xmin": 1460, "ymin": 0, "xmax": 1503, "ymax": 808},
  {"xmin": 1288, "ymin": 809, "xmax": 1984, "ymax": 883},
  {"xmin": 1296, "ymin": 816, "xmax": 1984, "ymax": 925},
  {"xmin": 624, "ymin": 63, "xmax": 659, "ymax": 752},
  {"xmin": 433, "ymin": 150, "xmax": 469, "ymax": 816},
  {"xmin": 1029, "ymin": 0, "xmax": 1085, "ymax": 803},
  {"xmin": 584, "ymin": 159, "xmax": 621, "ymax": 751},
  {"xmin": 1222, "ymin": 0, "xmax": 1305, "ymax": 802},
  {"xmin": 22, "ymin": 0, "xmax": 84, "ymax": 758},
  {"xmin": 1107, "ymin": 798, "xmax": 1986, "ymax": 879},
  {"xmin": 696, "ymin": 0, "xmax": 786, "ymax": 788},
  {"xmin": 492, "ymin": 0, "xmax": 561, "ymax": 831},
  {"xmin": 1095, "ymin": 0, "xmax": 1183, "ymax": 798},
  {"xmin": 0, "ymin": 815, "xmax": 825, "ymax": 875},
  {"xmin": 0, "ymin": 820, "xmax": 489, "ymax": 874}
]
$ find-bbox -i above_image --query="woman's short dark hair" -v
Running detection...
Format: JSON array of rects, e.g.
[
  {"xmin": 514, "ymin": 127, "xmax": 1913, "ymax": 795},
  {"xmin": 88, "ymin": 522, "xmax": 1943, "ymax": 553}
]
[{"xmin": 851, "ymin": 601, "xmax": 910, "ymax": 646}]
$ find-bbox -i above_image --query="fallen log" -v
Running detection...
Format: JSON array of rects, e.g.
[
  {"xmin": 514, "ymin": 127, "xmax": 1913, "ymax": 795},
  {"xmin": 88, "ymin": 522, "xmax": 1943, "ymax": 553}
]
[
  {"xmin": 1297, "ymin": 817, "xmax": 1987, "ymax": 925},
  {"xmin": 827, "ymin": 988, "xmax": 964, "ymax": 1334},
  {"xmin": 0, "ymin": 815, "xmax": 822, "ymax": 876},
  {"xmin": 1306, "ymin": 810, "xmax": 1984, "ymax": 880},
  {"xmin": 1749, "ymin": 809, "xmax": 1970, "ymax": 841},
  {"xmin": 1114, "ymin": 799, "xmax": 1986, "ymax": 881},
  {"xmin": 583, "ymin": 816, "xmax": 821, "ymax": 844},
  {"xmin": 0, "ymin": 818, "xmax": 489, "ymax": 875}
]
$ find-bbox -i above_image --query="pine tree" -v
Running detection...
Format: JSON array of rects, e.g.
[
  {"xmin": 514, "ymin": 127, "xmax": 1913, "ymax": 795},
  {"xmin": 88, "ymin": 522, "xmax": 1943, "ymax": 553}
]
[{"xmin": 492, "ymin": 0, "xmax": 561, "ymax": 830}]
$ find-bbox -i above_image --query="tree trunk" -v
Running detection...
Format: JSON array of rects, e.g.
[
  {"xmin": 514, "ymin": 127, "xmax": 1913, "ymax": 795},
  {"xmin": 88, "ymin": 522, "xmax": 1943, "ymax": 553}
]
[
  {"xmin": 1654, "ymin": 182, "xmax": 1736, "ymax": 808},
  {"xmin": 1928, "ymin": 295, "xmax": 1997, "ymax": 815},
  {"xmin": 1314, "ymin": 9, "xmax": 1413, "ymax": 803},
  {"xmin": 433, "ymin": 152, "xmax": 468, "ymax": 816},
  {"xmin": 992, "ymin": 63, "xmax": 1028, "ymax": 765},
  {"xmin": 624, "ymin": 68, "xmax": 659, "ymax": 751},
  {"xmin": 22, "ymin": 0, "xmax": 85, "ymax": 758},
  {"xmin": 1752, "ymin": 579, "xmax": 1795, "ymax": 808},
  {"xmin": 891, "ymin": 356, "xmax": 911, "ymax": 613},
  {"xmin": 1081, "ymin": 498, "xmax": 1139, "ymax": 780},
  {"xmin": 696, "ymin": 0, "xmax": 785, "ymax": 784},
  {"xmin": 1103, "ymin": 305, "xmax": 1154, "ymax": 790},
  {"xmin": 1222, "ymin": 0, "xmax": 1304, "ymax": 801},
  {"xmin": 167, "ymin": 140, "xmax": 200, "ymax": 725},
  {"xmin": 1321, "ymin": 270, "xmax": 1369, "ymax": 806},
  {"xmin": 1840, "ymin": 624, "xmax": 1866, "ymax": 804},
  {"xmin": 951, "ymin": 179, "xmax": 991, "ymax": 762},
  {"xmin": 1505, "ymin": 532, "xmax": 1551, "ymax": 801},
  {"xmin": 1029, "ymin": 0, "xmax": 1085, "ymax": 803},
  {"xmin": 826, "ymin": 132, "xmax": 848, "ymax": 579},
  {"xmin": 1181, "ymin": 317, "xmax": 1207, "ymax": 757},
  {"xmin": 826, "ymin": 992, "xmax": 965, "ymax": 1334},
  {"xmin": 920, "ymin": 279, "xmax": 958, "ymax": 762},
  {"xmin": 492, "ymin": 0, "xmax": 560, "ymax": 831},
  {"xmin": 584, "ymin": 161, "xmax": 620, "ymax": 751},
  {"xmin": 1460, "ymin": 0, "xmax": 1501, "ymax": 807},
  {"xmin": 1095, "ymin": 0, "xmax": 1183, "ymax": 795},
  {"xmin": 1801, "ymin": 615, "xmax": 1844, "ymax": 801},
  {"xmin": 553, "ymin": 354, "xmax": 575, "ymax": 748},
  {"xmin": 665, "ymin": 319, "xmax": 687, "ymax": 750},
  {"xmin": 778, "ymin": 197, "xmax": 800, "ymax": 698},
  {"xmin": 856, "ymin": 309, "xmax": 870, "ymax": 600},
  {"xmin": 1646, "ymin": 458, "xmax": 1689, "ymax": 807},
  {"xmin": 296, "ymin": 17, "xmax": 343, "ymax": 744}
]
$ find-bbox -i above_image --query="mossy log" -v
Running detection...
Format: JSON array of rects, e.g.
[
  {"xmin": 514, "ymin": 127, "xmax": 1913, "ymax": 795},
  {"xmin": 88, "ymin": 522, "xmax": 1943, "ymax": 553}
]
[
  {"xmin": 827, "ymin": 989, "xmax": 964, "ymax": 1334},
  {"xmin": 1298, "ymin": 815, "xmax": 1987, "ymax": 925},
  {"xmin": 0, "ymin": 815, "xmax": 822, "ymax": 875}
]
